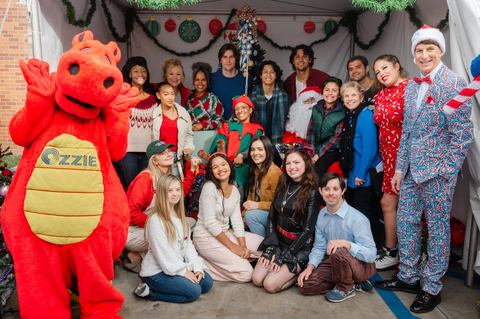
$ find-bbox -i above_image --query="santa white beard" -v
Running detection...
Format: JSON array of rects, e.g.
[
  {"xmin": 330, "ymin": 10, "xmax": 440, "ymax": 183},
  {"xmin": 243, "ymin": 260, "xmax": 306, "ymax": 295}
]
[
  {"xmin": 285, "ymin": 104, "xmax": 313, "ymax": 140},
  {"xmin": 285, "ymin": 91, "xmax": 322, "ymax": 140}
]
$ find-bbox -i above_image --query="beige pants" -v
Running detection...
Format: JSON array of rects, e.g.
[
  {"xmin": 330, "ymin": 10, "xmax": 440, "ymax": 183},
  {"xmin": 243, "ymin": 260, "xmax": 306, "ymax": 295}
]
[
  {"xmin": 125, "ymin": 225, "xmax": 148, "ymax": 259},
  {"xmin": 193, "ymin": 229, "xmax": 264, "ymax": 283}
]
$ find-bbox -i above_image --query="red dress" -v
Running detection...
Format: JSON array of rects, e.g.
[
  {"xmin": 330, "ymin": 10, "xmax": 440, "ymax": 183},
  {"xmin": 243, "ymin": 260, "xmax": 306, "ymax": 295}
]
[{"xmin": 373, "ymin": 79, "xmax": 409, "ymax": 195}]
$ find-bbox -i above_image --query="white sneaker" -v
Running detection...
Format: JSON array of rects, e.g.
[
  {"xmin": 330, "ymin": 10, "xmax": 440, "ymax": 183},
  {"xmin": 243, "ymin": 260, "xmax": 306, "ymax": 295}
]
[
  {"xmin": 134, "ymin": 282, "xmax": 152, "ymax": 299},
  {"xmin": 375, "ymin": 249, "xmax": 398, "ymax": 270}
]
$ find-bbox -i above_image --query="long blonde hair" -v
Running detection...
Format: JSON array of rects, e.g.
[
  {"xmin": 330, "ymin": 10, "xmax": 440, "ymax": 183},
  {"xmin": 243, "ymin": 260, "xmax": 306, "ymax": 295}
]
[
  {"xmin": 149, "ymin": 174, "xmax": 188, "ymax": 243},
  {"xmin": 145, "ymin": 154, "xmax": 174, "ymax": 189}
]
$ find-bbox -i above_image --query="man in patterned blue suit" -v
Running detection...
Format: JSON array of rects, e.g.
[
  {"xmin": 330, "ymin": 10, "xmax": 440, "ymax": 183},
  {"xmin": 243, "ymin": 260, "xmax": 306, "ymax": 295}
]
[{"xmin": 374, "ymin": 25, "xmax": 473, "ymax": 313}]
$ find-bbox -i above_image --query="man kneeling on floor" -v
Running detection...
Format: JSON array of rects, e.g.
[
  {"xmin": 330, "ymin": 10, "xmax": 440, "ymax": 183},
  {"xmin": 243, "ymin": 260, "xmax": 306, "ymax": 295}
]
[{"xmin": 298, "ymin": 172, "xmax": 376, "ymax": 302}]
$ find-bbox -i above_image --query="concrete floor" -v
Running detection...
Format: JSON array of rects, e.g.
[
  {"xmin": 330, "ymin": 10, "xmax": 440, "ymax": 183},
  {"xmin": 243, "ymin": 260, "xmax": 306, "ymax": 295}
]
[{"xmin": 3, "ymin": 261, "xmax": 479, "ymax": 318}]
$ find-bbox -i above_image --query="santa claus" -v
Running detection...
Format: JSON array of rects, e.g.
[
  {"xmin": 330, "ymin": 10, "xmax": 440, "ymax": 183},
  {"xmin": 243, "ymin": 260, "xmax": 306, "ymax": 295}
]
[{"xmin": 282, "ymin": 86, "xmax": 323, "ymax": 144}]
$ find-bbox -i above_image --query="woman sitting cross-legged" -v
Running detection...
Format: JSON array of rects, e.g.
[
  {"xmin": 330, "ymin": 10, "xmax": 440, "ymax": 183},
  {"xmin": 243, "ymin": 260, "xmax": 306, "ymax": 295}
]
[
  {"xmin": 193, "ymin": 153, "xmax": 264, "ymax": 282},
  {"xmin": 123, "ymin": 141, "xmax": 199, "ymax": 273},
  {"xmin": 252, "ymin": 149, "xmax": 322, "ymax": 293},
  {"xmin": 134, "ymin": 174, "xmax": 213, "ymax": 303},
  {"xmin": 243, "ymin": 136, "xmax": 282, "ymax": 237}
]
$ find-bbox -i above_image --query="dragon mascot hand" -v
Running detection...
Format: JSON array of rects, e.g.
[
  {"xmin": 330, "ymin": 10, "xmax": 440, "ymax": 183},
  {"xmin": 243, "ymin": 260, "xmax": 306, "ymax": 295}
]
[{"xmin": 1, "ymin": 31, "xmax": 140, "ymax": 318}]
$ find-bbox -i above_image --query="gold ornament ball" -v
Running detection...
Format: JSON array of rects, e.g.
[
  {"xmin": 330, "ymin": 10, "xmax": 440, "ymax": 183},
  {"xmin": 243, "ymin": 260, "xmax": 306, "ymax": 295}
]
[{"xmin": 248, "ymin": 60, "xmax": 254, "ymax": 67}]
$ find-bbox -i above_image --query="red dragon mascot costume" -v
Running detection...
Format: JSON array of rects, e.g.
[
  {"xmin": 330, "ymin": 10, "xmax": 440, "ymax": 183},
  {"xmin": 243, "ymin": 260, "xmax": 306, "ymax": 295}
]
[{"xmin": 1, "ymin": 31, "xmax": 140, "ymax": 318}]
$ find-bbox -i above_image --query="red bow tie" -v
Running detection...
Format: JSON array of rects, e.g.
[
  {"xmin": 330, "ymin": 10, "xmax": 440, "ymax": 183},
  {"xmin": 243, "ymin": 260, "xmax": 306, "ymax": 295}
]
[{"xmin": 413, "ymin": 75, "xmax": 432, "ymax": 85}]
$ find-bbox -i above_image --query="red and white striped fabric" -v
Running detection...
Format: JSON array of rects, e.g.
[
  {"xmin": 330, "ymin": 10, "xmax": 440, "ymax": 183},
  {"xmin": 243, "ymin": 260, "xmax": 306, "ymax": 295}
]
[{"xmin": 443, "ymin": 74, "xmax": 480, "ymax": 114}]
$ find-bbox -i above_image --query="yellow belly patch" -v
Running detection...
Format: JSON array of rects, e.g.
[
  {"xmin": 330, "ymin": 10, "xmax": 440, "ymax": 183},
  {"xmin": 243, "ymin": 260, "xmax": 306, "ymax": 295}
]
[{"xmin": 25, "ymin": 134, "xmax": 104, "ymax": 245}]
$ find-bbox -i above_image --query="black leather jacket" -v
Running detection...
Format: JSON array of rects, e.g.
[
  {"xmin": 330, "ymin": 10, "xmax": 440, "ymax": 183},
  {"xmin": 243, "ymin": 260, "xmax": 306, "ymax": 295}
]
[{"xmin": 258, "ymin": 184, "xmax": 322, "ymax": 269}]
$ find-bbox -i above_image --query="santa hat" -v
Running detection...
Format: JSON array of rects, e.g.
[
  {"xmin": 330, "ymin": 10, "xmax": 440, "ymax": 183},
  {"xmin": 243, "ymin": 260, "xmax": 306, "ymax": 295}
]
[
  {"xmin": 411, "ymin": 25, "xmax": 446, "ymax": 58},
  {"xmin": 232, "ymin": 94, "xmax": 254, "ymax": 110},
  {"xmin": 298, "ymin": 86, "xmax": 323, "ymax": 102}
]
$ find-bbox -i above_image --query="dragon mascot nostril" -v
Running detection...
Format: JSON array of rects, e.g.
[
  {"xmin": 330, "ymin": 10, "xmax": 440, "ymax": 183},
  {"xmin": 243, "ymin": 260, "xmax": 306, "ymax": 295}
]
[{"xmin": 1, "ymin": 31, "xmax": 140, "ymax": 318}]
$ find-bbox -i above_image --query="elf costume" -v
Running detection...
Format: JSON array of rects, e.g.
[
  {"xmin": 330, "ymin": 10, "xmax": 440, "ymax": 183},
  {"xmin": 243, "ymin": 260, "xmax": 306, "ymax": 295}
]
[{"xmin": 209, "ymin": 95, "xmax": 263, "ymax": 187}]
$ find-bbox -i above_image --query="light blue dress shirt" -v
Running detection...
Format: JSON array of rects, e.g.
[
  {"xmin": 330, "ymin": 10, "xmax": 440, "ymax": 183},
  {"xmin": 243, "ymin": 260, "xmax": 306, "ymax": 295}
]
[{"xmin": 308, "ymin": 200, "xmax": 376, "ymax": 268}]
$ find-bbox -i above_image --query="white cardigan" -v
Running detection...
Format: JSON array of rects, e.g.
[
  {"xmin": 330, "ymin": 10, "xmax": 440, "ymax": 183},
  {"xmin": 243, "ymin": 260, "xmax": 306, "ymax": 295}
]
[
  {"xmin": 152, "ymin": 102, "xmax": 195, "ymax": 158},
  {"xmin": 140, "ymin": 214, "xmax": 206, "ymax": 278}
]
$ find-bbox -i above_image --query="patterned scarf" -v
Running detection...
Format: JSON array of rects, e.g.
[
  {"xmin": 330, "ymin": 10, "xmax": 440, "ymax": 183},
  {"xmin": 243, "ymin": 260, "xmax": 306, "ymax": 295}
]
[{"xmin": 250, "ymin": 83, "xmax": 290, "ymax": 145}]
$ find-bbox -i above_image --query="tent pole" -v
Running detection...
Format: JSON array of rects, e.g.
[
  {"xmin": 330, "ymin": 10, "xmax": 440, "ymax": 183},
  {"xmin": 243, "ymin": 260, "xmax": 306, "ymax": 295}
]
[
  {"xmin": 350, "ymin": 32, "xmax": 355, "ymax": 57},
  {"xmin": 466, "ymin": 216, "xmax": 478, "ymax": 287},
  {"xmin": 127, "ymin": 38, "xmax": 132, "ymax": 59},
  {"xmin": 31, "ymin": 0, "xmax": 42, "ymax": 60}
]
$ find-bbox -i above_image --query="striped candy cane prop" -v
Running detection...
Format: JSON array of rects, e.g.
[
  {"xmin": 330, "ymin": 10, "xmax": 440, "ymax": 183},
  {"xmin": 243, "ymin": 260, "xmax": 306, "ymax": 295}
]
[{"xmin": 443, "ymin": 54, "xmax": 480, "ymax": 114}]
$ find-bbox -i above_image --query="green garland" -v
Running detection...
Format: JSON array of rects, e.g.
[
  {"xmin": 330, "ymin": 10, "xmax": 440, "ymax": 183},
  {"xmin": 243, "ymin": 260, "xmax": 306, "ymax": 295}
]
[
  {"xmin": 405, "ymin": 6, "xmax": 449, "ymax": 31},
  {"xmin": 126, "ymin": 0, "xmax": 199, "ymax": 10},
  {"xmin": 61, "ymin": 0, "xmax": 96, "ymax": 28},
  {"xmin": 100, "ymin": 0, "xmax": 131, "ymax": 42},
  {"xmin": 260, "ymin": 10, "xmax": 389, "ymax": 51},
  {"xmin": 61, "ymin": 1, "xmax": 449, "ymax": 55},
  {"xmin": 354, "ymin": 11, "xmax": 391, "ymax": 50},
  {"xmin": 259, "ymin": 15, "xmax": 347, "ymax": 51},
  {"xmin": 351, "ymin": 0, "xmax": 416, "ymax": 13},
  {"xmin": 134, "ymin": 9, "xmax": 236, "ymax": 56}
]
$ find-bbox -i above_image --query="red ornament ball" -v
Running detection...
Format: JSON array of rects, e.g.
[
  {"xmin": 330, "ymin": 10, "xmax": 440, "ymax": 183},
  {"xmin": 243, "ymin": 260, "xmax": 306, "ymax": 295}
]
[
  {"xmin": 209, "ymin": 18, "xmax": 223, "ymax": 36},
  {"xmin": 257, "ymin": 18, "xmax": 266, "ymax": 33},
  {"xmin": 304, "ymin": 20, "xmax": 315, "ymax": 34},
  {"xmin": 165, "ymin": 18, "xmax": 176, "ymax": 32},
  {"xmin": 1, "ymin": 169, "xmax": 12, "ymax": 177}
]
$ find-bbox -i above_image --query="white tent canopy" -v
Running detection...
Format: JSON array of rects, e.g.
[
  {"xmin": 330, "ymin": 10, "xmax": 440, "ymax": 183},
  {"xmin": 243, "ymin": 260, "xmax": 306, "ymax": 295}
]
[{"xmin": 34, "ymin": 0, "xmax": 480, "ymax": 279}]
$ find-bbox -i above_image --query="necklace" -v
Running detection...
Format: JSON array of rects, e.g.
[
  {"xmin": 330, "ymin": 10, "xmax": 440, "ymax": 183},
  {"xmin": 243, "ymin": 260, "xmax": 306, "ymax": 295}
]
[
  {"xmin": 173, "ymin": 220, "xmax": 187, "ymax": 250},
  {"xmin": 281, "ymin": 182, "xmax": 300, "ymax": 213}
]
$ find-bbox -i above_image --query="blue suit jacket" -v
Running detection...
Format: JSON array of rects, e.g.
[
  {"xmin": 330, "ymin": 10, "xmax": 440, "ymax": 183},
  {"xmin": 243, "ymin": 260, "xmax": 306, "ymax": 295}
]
[{"xmin": 396, "ymin": 65, "xmax": 473, "ymax": 184}]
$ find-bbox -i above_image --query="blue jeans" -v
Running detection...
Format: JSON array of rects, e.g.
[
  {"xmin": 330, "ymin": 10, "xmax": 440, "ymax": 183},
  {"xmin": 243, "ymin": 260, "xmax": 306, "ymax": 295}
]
[
  {"xmin": 119, "ymin": 152, "xmax": 148, "ymax": 189},
  {"xmin": 143, "ymin": 271, "xmax": 213, "ymax": 303},
  {"xmin": 244, "ymin": 209, "xmax": 269, "ymax": 237}
]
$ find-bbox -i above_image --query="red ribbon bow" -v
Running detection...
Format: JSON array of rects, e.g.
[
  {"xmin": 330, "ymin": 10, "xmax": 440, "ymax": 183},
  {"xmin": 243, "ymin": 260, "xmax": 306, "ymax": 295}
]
[{"xmin": 413, "ymin": 75, "xmax": 432, "ymax": 85}]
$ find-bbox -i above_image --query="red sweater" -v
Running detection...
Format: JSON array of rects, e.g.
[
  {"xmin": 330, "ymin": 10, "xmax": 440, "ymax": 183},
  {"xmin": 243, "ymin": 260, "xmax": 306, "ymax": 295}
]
[{"xmin": 127, "ymin": 169, "xmax": 195, "ymax": 227}]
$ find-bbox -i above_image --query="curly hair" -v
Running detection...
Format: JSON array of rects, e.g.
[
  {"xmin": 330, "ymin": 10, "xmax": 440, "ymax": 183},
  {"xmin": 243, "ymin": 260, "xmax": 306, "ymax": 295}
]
[
  {"xmin": 289, "ymin": 44, "xmax": 315, "ymax": 71},
  {"xmin": 191, "ymin": 62, "xmax": 213, "ymax": 87},
  {"xmin": 271, "ymin": 149, "xmax": 319, "ymax": 225},
  {"xmin": 253, "ymin": 60, "xmax": 284, "ymax": 86},
  {"xmin": 230, "ymin": 104, "xmax": 260, "ymax": 124}
]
